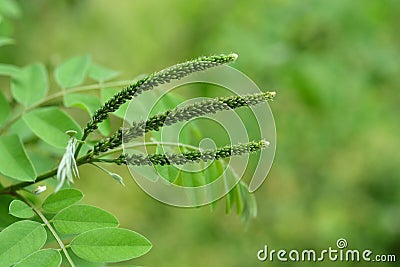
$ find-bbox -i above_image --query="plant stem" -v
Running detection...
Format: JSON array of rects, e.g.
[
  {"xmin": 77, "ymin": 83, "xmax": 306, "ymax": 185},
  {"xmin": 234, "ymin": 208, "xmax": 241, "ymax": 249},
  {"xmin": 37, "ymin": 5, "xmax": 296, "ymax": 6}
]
[
  {"xmin": 16, "ymin": 193, "xmax": 76, "ymax": 267},
  {"xmin": 95, "ymin": 141, "xmax": 200, "ymax": 158},
  {"xmin": 0, "ymin": 142, "xmax": 195, "ymax": 194},
  {"xmin": 74, "ymin": 132, "xmax": 89, "ymax": 158},
  {"xmin": 0, "ymin": 139, "xmax": 257, "ymax": 193},
  {"xmin": 0, "ymin": 154, "xmax": 91, "ymax": 195}
]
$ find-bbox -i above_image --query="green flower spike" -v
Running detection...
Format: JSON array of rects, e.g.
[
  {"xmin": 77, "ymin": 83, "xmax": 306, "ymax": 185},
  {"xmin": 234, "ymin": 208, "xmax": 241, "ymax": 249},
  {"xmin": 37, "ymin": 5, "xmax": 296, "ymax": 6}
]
[
  {"xmin": 92, "ymin": 91, "xmax": 276, "ymax": 155},
  {"xmin": 84, "ymin": 53, "xmax": 238, "ymax": 135},
  {"xmin": 119, "ymin": 140, "xmax": 269, "ymax": 166}
]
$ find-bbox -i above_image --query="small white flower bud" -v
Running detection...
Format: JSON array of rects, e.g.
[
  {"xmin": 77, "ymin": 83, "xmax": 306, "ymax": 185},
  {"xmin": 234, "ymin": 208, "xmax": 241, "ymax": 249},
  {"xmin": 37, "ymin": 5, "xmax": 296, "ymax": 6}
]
[{"xmin": 33, "ymin": 185, "xmax": 47, "ymax": 195}]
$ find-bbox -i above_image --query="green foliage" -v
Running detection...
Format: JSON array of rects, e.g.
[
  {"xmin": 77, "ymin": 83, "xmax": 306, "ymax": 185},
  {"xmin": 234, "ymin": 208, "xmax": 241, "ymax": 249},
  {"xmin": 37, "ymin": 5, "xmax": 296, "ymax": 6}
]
[
  {"xmin": 70, "ymin": 228, "xmax": 151, "ymax": 263},
  {"xmin": 0, "ymin": 189, "xmax": 151, "ymax": 266},
  {"xmin": 55, "ymin": 55, "xmax": 91, "ymax": 89},
  {"xmin": 101, "ymin": 88, "xmax": 130, "ymax": 119},
  {"xmin": 0, "ymin": 0, "xmax": 20, "ymax": 19},
  {"xmin": 11, "ymin": 63, "xmax": 48, "ymax": 107},
  {"xmin": 0, "ymin": 50, "xmax": 268, "ymax": 265},
  {"xmin": 64, "ymin": 93, "xmax": 111, "ymax": 136},
  {"xmin": 8, "ymin": 200, "xmax": 34, "ymax": 218},
  {"xmin": 0, "ymin": 220, "xmax": 47, "ymax": 267},
  {"xmin": 53, "ymin": 204, "xmax": 119, "ymax": 235},
  {"xmin": 0, "ymin": 6, "xmax": 270, "ymax": 264},
  {"xmin": 88, "ymin": 63, "xmax": 120, "ymax": 83},
  {"xmin": 0, "ymin": 135, "xmax": 36, "ymax": 181},
  {"xmin": 0, "ymin": 64, "xmax": 19, "ymax": 76},
  {"xmin": 14, "ymin": 249, "xmax": 62, "ymax": 267},
  {"xmin": 41, "ymin": 188, "xmax": 83, "ymax": 213},
  {"xmin": 83, "ymin": 54, "xmax": 238, "ymax": 136},
  {"xmin": 0, "ymin": 194, "xmax": 18, "ymax": 230},
  {"xmin": 22, "ymin": 107, "xmax": 82, "ymax": 148}
]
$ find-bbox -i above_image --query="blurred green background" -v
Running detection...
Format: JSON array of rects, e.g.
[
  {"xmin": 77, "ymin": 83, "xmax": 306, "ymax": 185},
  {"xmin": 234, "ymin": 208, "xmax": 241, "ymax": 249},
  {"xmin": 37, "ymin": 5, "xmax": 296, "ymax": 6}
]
[{"xmin": 1, "ymin": 0, "xmax": 399, "ymax": 266}]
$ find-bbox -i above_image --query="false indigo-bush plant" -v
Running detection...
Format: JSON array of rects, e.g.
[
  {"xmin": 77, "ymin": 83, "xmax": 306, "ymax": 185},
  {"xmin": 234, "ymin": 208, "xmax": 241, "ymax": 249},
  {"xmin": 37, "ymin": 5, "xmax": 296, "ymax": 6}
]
[{"xmin": 0, "ymin": 29, "xmax": 276, "ymax": 266}]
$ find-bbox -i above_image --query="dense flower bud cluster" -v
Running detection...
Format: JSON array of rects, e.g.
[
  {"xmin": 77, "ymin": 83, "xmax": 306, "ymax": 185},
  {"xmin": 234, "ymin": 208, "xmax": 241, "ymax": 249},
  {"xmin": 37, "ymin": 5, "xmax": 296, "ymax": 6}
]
[
  {"xmin": 117, "ymin": 140, "xmax": 269, "ymax": 166},
  {"xmin": 84, "ymin": 54, "xmax": 238, "ymax": 135},
  {"xmin": 92, "ymin": 92, "xmax": 275, "ymax": 155}
]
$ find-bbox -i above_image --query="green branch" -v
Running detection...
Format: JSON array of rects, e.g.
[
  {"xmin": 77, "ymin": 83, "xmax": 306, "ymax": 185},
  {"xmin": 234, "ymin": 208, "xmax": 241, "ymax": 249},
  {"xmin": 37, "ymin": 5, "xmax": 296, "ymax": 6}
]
[
  {"xmin": 0, "ymin": 154, "xmax": 91, "ymax": 195},
  {"xmin": 0, "ymin": 139, "xmax": 267, "ymax": 194},
  {"xmin": 16, "ymin": 193, "xmax": 76, "ymax": 267}
]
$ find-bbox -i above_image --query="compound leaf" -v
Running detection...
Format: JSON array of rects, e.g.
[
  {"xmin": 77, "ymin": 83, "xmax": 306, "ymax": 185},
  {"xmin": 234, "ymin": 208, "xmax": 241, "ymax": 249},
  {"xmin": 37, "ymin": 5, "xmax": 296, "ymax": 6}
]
[
  {"xmin": 53, "ymin": 205, "xmax": 119, "ymax": 235},
  {"xmin": 64, "ymin": 93, "xmax": 100, "ymax": 114},
  {"xmin": 11, "ymin": 63, "xmax": 48, "ymax": 107},
  {"xmin": 0, "ymin": 134, "xmax": 36, "ymax": 181},
  {"xmin": 70, "ymin": 227, "xmax": 151, "ymax": 263},
  {"xmin": 88, "ymin": 63, "xmax": 120, "ymax": 83},
  {"xmin": 42, "ymin": 189, "xmax": 83, "ymax": 213},
  {"xmin": 22, "ymin": 107, "xmax": 82, "ymax": 148},
  {"xmin": 14, "ymin": 249, "xmax": 61, "ymax": 267},
  {"xmin": 9, "ymin": 200, "xmax": 34, "ymax": 218},
  {"xmin": 55, "ymin": 55, "xmax": 90, "ymax": 88},
  {"xmin": 0, "ymin": 220, "xmax": 47, "ymax": 267}
]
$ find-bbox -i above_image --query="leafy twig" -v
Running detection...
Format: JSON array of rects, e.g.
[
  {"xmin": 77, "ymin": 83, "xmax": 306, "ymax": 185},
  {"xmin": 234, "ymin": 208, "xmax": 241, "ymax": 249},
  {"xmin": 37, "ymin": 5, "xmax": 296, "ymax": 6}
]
[
  {"xmin": 0, "ymin": 139, "xmax": 267, "ymax": 193},
  {"xmin": 16, "ymin": 193, "xmax": 76, "ymax": 267},
  {"xmin": 0, "ymin": 155, "xmax": 91, "ymax": 195}
]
